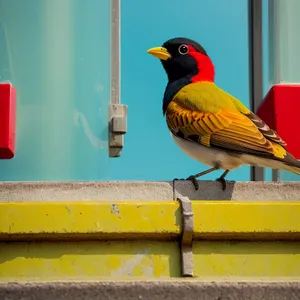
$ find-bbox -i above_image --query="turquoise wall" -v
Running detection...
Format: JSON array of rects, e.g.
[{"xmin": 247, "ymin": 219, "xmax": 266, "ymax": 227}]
[
  {"xmin": 1, "ymin": 0, "xmax": 282, "ymax": 182},
  {"xmin": 0, "ymin": 0, "xmax": 110, "ymax": 181},
  {"xmin": 110, "ymin": 0, "xmax": 251, "ymax": 181}
]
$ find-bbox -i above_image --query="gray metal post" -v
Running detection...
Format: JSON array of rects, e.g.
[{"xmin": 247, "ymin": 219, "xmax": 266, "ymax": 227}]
[
  {"xmin": 268, "ymin": 0, "xmax": 280, "ymax": 181},
  {"xmin": 248, "ymin": 0, "xmax": 264, "ymax": 181},
  {"xmin": 109, "ymin": 0, "xmax": 127, "ymax": 157}
]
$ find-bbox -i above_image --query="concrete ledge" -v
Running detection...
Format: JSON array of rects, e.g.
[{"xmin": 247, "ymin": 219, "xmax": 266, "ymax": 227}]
[
  {"xmin": 1, "ymin": 281, "xmax": 300, "ymax": 300},
  {"xmin": 0, "ymin": 181, "xmax": 300, "ymax": 201},
  {"xmin": 175, "ymin": 181, "xmax": 300, "ymax": 200},
  {"xmin": 0, "ymin": 181, "xmax": 173, "ymax": 201}
]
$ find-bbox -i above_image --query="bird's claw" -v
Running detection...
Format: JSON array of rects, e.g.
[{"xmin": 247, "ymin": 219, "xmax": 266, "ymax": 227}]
[
  {"xmin": 173, "ymin": 176, "xmax": 199, "ymax": 190},
  {"xmin": 172, "ymin": 178, "xmax": 184, "ymax": 187},
  {"xmin": 186, "ymin": 175, "xmax": 199, "ymax": 190},
  {"xmin": 216, "ymin": 177, "xmax": 227, "ymax": 190}
]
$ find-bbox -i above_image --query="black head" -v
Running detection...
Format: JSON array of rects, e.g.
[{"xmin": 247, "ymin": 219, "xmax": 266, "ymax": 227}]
[{"xmin": 147, "ymin": 37, "xmax": 212, "ymax": 83}]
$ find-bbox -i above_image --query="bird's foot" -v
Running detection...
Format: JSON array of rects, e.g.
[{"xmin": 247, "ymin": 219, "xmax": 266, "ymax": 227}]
[
  {"xmin": 173, "ymin": 176, "xmax": 199, "ymax": 190},
  {"xmin": 173, "ymin": 177, "xmax": 184, "ymax": 181},
  {"xmin": 172, "ymin": 177, "xmax": 184, "ymax": 187},
  {"xmin": 216, "ymin": 177, "xmax": 227, "ymax": 191},
  {"xmin": 186, "ymin": 175, "xmax": 199, "ymax": 190}
]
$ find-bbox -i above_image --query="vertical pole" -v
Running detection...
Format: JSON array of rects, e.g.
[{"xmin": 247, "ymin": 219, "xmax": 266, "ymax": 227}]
[
  {"xmin": 269, "ymin": 0, "xmax": 280, "ymax": 181},
  {"xmin": 109, "ymin": 0, "xmax": 127, "ymax": 157},
  {"xmin": 248, "ymin": 0, "xmax": 264, "ymax": 181},
  {"xmin": 111, "ymin": 0, "xmax": 120, "ymax": 106}
]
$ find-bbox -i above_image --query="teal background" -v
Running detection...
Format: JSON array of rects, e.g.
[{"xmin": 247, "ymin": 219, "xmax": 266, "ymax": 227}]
[
  {"xmin": 1, "ymin": 0, "xmax": 294, "ymax": 182},
  {"xmin": 0, "ymin": 0, "xmax": 110, "ymax": 181},
  {"xmin": 110, "ymin": 0, "xmax": 251, "ymax": 181}
]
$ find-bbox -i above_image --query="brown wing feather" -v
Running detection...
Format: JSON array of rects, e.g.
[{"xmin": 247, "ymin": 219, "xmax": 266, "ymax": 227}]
[
  {"xmin": 229, "ymin": 95, "xmax": 287, "ymax": 147},
  {"xmin": 166, "ymin": 101, "xmax": 285, "ymax": 160},
  {"xmin": 244, "ymin": 111, "xmax": 287, "ymax": 147},
  {"xmin": 165, "ymin": 82, "xmax": 298, "ymax": 169}
]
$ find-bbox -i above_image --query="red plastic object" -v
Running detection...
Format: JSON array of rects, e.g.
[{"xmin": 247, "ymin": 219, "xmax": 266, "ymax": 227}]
[
  {"xmin": 0, "ymin": 83, "xmax": 16, "ymax": 159},
  {"xmin": 257, "ymin": 84, "xmax": 300, "ymax": 159}
]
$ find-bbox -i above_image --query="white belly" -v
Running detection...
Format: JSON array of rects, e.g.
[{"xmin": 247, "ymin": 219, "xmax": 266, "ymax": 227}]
[
  {"xmin": 171, "ymin": 133, "xmax": 244, "ymax": 170},
  {"xmin": 171, "ymin": 132, "xmax": 290, "ymax": 172}
]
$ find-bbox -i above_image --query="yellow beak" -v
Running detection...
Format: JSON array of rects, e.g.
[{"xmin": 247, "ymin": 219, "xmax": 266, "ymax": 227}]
[{"xmin": 147, "ymin": 47, "xmax": 171, "ymax": 60}]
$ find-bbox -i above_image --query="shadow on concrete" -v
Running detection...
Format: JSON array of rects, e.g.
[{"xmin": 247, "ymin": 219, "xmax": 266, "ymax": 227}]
[{"xmin": 172, "ymin": 180, "xmax": 235, "ymax": 200}]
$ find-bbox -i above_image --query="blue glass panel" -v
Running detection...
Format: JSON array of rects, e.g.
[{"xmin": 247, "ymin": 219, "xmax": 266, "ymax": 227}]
[
  {"xmin": 278, "ymin": 0, "xmax": 300, "ymax": 182},
  {"xmin": 0, "ymin": 0, "xmax": 110, "ymax": 180},
  {"xmin": 111, "ymin": 0, "xmax": 250, "ymax": 181},
  {"xmin": 267, "ymin": 0, "xmax": 300, "ymax": 182}
]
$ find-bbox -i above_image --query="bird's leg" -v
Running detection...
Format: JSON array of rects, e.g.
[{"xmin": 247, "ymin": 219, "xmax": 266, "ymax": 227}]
[
  {"xmin": 216, "ymin": 170, "xmax": 229, "ymax": 191},
  {"xmin": 185, "ymin": 166, "xmax": 219, "ymax": 190}
]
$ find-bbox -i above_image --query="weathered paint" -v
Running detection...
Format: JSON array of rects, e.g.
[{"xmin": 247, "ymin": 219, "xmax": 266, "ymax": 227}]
[
  {"xmin": 0, "ymin": 201, "xmax": 300, "ymax": 281},
  {"xmin": 0, "ymin": 202, "xmax": 181, "ymax": 240},
  {"xmin": 0, "ymin": 241, "xmax": 181, "ymax": 281},
  {"xmin": 192, "ymin": 201, "xmax": 300, "ymax": 239},
  {"xmin": 0, "ymin": 241, "xmax": 300, "ymax": 281},
  {"xmin": 1, "ymin": 201, "xmax": 300, "ymax": 240},
  {"xmin": 193, "ymin": 241, "xmax": 300, "ymax": 278}
]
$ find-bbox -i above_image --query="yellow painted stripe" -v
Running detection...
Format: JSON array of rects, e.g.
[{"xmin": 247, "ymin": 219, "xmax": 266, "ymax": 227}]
[
  {"xmin": 0, "ymin": 201, "xmax": 300, "ymax": 240},
  {"xmin": 0, "ymin": 240, "xmax": 300, "ymax": 280},
  {"xmin": 0, "ymin": 241, "xmax": 180, "ymax": 281},
  {"xmin": 192, "ymin": 201, "xmax": 300, "ymax": 239},
  {"xmin": 193, "ymin": 241, "xmax": 300, "ymax": 278},
  {"xmin": 0, "ymin": 202, "xmax": 180, "ymax": 240}
]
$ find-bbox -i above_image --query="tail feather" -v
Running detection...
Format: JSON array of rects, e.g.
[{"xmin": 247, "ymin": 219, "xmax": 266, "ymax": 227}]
[
  {"xmin": 282, "ymin": 161, "xmax": 300, "ymax": 175},
  {"xmin": 241, "ymin": 150, "xmax": 300, "ymax": 175},
  {"xmin": 279, "ymin": 152, "xmax": 300, "ymax": 175}
]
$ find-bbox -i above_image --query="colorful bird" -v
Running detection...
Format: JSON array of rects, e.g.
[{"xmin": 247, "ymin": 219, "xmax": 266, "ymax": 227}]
[{"xmin": 147, "ymin": 37, "xmax": 300, "ymax": 190}]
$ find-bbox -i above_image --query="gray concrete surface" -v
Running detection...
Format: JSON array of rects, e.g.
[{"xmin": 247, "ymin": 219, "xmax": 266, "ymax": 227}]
[
  {"xmin": 174, "ymin": 180, "xmax": 300, "ymax": 200},
  {"xmin": 0, "ymin": 181, "xmax": 300, "ymax": 201},
  {"xmin": 0, "ymin": 281, "xmax": 300, "ymax": 300}
]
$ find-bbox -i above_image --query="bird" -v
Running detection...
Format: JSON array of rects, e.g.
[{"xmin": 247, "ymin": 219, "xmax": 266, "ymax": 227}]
[{"xmin": 147, "ymin": 37, "xmax": 300, "ymax": 190}]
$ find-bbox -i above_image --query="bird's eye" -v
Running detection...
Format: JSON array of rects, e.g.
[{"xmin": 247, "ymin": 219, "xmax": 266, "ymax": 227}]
[{"xmin": 178, "ymin": 44, "xmax": 189, "ymax": 55}]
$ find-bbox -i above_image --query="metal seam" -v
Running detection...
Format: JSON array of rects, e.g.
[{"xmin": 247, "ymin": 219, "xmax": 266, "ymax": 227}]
[
  {"xmin": 248, "ymin": 0, "xmax": 265, "ymax": 181},
  {"xmin": 177, "ymin": 196, "xmax": 194, "ymax": 277}
]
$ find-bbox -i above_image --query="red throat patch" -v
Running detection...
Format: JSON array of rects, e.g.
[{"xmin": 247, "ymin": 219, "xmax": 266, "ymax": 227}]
[{"xmin": 188, "ymin": 46, "xmax": 215, "ymax": 83}]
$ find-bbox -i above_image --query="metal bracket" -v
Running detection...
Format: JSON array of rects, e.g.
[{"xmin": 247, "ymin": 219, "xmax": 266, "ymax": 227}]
[
  {"xmin": 109, "ymin": 0, "xmax": 127, "ymax": 158},
  {"xmin": 177, "ymin": 196, "xmax": 194, "ymax": 277},
  {"xmin": 109, "ymin": 104, "xmax": 128, "ymax": 157}
]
